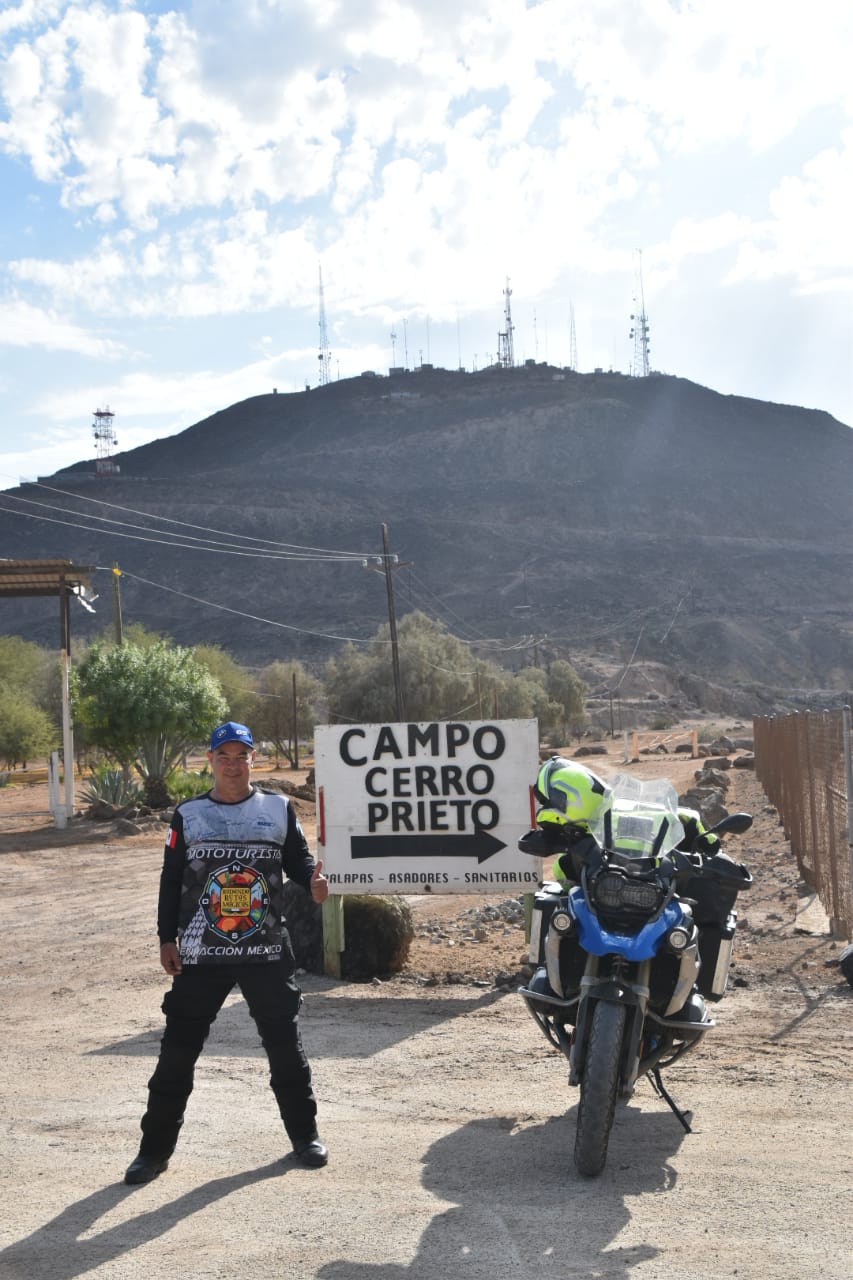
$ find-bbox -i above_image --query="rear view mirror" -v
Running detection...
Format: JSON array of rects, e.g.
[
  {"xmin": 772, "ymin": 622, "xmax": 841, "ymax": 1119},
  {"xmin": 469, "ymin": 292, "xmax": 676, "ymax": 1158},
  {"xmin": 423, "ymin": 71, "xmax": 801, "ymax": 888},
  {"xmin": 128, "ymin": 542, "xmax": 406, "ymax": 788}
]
[{"xmin": 710, "ymin": 811, "xmax": 753, "ymax": 837}]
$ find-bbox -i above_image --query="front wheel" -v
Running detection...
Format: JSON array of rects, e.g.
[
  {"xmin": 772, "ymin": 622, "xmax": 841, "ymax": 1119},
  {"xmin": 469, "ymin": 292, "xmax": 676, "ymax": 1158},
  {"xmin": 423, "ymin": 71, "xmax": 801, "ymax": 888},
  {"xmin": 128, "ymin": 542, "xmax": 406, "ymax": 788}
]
[{"xmin": 574, "ymin": 999, "xmax": 626, "ymax": 1177}]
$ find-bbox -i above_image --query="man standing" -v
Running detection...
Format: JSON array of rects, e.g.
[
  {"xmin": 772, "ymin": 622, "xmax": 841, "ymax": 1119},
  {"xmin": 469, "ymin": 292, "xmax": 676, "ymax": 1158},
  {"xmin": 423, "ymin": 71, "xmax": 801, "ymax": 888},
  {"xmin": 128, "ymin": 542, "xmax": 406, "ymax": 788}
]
[{"xmin": 124, "ymin": 721, "xmax": 329, "ymax": 1185}]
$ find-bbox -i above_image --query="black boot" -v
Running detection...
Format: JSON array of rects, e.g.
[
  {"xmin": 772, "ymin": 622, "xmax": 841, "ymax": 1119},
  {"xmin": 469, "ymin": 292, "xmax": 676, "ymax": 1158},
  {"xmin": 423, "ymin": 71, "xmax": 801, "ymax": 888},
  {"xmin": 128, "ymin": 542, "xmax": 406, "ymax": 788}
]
[
  {"xmin": 290, "ymin": 1135, "xmax": 328, "ymax": 1168},
  {"xmin": 124, "ymin": 1082, "xmax": 187, "ymax": 1185},
  {"xmin": 124, "ymin": 1153, "xmax": 170, "ymax": 1185}
]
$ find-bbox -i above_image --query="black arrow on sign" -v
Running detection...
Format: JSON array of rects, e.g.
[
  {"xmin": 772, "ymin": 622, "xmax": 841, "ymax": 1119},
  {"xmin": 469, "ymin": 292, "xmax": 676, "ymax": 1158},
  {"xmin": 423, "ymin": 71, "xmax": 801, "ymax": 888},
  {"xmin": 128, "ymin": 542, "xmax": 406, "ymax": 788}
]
[{"xmin": 351, "ymin": 832, "xmax": 507, "ymax": 864}]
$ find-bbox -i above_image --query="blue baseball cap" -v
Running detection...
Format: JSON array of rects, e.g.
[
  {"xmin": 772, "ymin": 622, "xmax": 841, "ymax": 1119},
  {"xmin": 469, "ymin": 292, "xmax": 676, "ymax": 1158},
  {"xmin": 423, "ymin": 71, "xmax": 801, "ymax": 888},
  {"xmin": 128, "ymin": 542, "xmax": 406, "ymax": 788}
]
[{"xmin": 209, "ymin": 721, "xmax": 255, "ymax": 750}]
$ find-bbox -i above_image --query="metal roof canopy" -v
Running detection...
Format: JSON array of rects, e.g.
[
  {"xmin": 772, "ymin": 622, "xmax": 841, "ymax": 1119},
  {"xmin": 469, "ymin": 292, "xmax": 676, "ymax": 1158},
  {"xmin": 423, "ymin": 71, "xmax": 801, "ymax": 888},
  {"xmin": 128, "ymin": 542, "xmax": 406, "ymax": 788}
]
[
  {"xmin": 0, "ymin": 558, "xmax": 98, "ymax": 823},
  {"xmin": 0, "ymin": 559, "xmax": 96, "ymax": 598}
]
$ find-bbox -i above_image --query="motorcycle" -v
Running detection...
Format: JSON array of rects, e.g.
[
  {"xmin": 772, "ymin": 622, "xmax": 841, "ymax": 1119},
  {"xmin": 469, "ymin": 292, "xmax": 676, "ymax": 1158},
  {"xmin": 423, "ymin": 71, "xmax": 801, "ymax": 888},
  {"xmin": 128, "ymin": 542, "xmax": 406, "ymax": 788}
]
[{"xmin": 518, "ymin": 773, "xmax": 753, "ymax": 1177}]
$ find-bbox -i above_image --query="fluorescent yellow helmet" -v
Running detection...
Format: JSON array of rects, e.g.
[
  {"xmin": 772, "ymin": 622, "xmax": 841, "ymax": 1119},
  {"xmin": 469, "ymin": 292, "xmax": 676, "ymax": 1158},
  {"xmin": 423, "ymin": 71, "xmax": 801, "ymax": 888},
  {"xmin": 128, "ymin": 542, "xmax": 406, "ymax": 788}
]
[{"xmin": 534, "ymin": 756, "xmax": 607, "ymax": 828}]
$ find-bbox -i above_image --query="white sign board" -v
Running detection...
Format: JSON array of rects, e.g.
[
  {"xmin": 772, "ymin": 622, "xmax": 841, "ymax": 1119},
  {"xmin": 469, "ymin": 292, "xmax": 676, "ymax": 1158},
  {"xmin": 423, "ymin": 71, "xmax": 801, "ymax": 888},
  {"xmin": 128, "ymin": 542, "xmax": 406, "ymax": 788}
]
[{"xmin": 314, "ymin": 719, "xmax": 541, "ymax": 894}]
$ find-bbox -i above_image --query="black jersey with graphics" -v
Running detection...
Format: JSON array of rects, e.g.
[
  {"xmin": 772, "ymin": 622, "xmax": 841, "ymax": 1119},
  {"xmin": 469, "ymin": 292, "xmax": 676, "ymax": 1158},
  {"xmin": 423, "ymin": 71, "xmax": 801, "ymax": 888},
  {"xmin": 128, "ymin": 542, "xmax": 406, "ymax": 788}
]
[{"xmin": 157, "ymin": 788, "xmax": 315, "ymax": 965}]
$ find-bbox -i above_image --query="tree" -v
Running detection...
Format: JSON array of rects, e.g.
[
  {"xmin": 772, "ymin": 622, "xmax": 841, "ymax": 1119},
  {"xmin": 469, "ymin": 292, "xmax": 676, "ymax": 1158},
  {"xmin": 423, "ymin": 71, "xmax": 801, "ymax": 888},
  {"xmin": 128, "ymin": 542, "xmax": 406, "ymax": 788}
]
[
  {"xmin": 491, "ymin": 665, "xmax": 559, "ymax": 724},
  {"xmin": 95, "ymin": 621, "xmax": 168, "ymax": 651},
  {"xmin": 0, "ymin": 634, "xmax": 49, "ymax": 688},
  {"xmin": 0, "ymin": 635, "xmax": 55, "ymax": 709},
  {"xmin": 322, "ymin": 610, "xmax": 589, "ymax": 736},
  {"xmin": 545, "ymin": 660, "xmax": 588, "ymax": 741},
  {"xmin": 192, "ymin": 643, "xmax": 258, "ymax": 725},
  {"xmin": 0, "ymin": 689, "xmax": 57, "ymax": 769},
  {"xmin": 72, "ymin": 641, "xmax": 227, "ymax": 807},
  {"xmin": 324, "ymin": 611, "xmax": 478, "ymax": 723},
  {"xmin": 253, "ymin": 660, "xmax": 323, "ymax": 765}
]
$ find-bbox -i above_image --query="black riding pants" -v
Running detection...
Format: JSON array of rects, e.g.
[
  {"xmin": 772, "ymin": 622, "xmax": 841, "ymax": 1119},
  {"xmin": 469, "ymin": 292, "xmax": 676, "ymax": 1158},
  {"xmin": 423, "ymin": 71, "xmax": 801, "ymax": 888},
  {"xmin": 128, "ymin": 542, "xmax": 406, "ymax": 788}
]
[{"xmin": 139, "ymin": 951, "xmax": 317, "ymax": 1157}]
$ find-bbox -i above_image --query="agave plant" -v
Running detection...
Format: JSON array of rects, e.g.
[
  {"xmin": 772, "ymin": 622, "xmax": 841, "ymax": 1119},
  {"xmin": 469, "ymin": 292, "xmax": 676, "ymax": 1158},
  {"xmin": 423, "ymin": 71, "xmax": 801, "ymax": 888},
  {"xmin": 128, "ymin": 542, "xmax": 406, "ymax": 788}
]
[{"xmin": 81, "ymin": 766, "xmax": 144, "ymax": 808}]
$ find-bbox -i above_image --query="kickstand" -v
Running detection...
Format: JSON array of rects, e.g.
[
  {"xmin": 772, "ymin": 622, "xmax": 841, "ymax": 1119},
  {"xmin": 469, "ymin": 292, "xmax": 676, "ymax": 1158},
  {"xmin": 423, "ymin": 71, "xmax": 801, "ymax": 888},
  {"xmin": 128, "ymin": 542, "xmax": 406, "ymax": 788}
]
[{"xmin": 649, "ymin": 1068, "xmax": 693, "ymax": 1134}]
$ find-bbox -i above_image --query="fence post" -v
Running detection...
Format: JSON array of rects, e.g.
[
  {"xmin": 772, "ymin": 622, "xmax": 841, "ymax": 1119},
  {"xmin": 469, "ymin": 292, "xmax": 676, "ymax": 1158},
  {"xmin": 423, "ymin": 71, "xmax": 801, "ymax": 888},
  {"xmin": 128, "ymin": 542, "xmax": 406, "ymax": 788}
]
[
  {"xmin": 843, "ymin": 706, "xmax": 853, "ymax": 937},
  {"xmin": 48, "ymin": 750, "xmax": 66, "ymax": 829}
]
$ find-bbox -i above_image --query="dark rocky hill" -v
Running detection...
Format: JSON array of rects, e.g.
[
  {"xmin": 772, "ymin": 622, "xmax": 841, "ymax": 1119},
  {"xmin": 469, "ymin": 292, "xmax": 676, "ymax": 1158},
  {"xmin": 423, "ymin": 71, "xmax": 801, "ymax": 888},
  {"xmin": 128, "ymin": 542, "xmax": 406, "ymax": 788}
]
[{"xmin": 2, "ymin": 365, "xmax": 851, "ymax": 715}]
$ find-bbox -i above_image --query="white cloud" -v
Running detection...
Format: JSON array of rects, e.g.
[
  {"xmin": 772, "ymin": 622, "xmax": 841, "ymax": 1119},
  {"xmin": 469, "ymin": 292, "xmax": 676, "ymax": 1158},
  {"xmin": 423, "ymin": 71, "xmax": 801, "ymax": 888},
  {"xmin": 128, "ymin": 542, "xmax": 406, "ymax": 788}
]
[
  {"xmin": 3, "ymin": 0, "xmax": 851, "ymax": 230},
  {"xmin": 0, "ymin": 1, "xmax": 64, "ymax": 39},
  {"xmin": 725, "ymin": 131, "xmax": 853, "ymax": 293},
  {"xmin": 0, "ymin": 0, "xmax": 851, "ymax": 444},
  {"xmin": 0, "ymin": 297, "xmax": 126, "ymax": 355},
  {"xmin": 32, "ymin": 349, "xmax": 308, "ymax": 427}
]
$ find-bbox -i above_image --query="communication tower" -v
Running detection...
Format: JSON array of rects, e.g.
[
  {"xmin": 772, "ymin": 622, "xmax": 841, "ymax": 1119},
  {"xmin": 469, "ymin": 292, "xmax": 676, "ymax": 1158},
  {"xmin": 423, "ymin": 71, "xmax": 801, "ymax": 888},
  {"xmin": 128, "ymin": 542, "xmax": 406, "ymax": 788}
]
[
  {"xmin": 92, "ymin": 406, "xmax": 120, "ymax": 477},
  {"xmin": 497, "ymin": 277, "xmax": 515, "ymax": 369},
  {"xmin": 317, "ymin": 264, "xmax": 332, "ymax": 385},
  {"xmin": 629, "ymin": 250, "xmax": 651, "ymax": 377},
  {"xmin": 568, "ymin": 301, "xmax": 578, "ymax": 372}
]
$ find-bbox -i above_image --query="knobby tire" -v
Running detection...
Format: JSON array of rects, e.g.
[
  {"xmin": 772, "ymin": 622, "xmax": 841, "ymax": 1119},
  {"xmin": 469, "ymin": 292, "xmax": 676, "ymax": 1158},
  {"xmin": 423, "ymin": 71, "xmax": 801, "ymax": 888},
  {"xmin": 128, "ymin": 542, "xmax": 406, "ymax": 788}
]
[{"xmin": 574, "ymin": 999, "xmax": 626, "ymax": 1178}]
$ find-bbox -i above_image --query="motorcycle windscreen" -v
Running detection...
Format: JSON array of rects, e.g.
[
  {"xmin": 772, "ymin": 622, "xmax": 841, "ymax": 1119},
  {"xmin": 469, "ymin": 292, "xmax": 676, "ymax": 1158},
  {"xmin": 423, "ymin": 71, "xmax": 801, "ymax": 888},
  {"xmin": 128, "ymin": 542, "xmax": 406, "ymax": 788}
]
[{"xmin": 592, "ymin": 774, "xmax": 685, "ymax": 862}]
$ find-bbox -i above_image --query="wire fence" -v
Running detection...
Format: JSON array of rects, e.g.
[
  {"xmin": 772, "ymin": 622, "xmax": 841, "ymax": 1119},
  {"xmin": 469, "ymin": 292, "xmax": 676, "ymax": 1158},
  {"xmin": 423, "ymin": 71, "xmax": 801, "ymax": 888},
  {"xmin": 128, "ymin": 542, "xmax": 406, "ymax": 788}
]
[{"xmin": 753, "ymin": 708, "xmax": 853, "ymax": 938}]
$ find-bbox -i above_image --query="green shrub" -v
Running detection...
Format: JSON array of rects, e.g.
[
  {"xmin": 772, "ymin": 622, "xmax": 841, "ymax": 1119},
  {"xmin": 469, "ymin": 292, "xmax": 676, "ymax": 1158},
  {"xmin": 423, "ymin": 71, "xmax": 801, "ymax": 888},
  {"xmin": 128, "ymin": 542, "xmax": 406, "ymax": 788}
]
[
  {"xmin": 166, "ymin": 767, "xmax": 213, "ymax": 801},
  {"xmin": 280, "ymin": 885, "xmax": 414, "ymax": 979},
  {"xmin": 82, "ymin": 767, "xmax": 144, "ymax": 808}
]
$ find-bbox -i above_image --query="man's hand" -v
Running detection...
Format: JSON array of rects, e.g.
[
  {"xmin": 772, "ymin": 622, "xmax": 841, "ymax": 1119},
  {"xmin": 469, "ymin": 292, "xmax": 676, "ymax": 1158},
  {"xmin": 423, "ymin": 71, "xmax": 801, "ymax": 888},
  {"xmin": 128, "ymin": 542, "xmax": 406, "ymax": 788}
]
[
  {"xmin": 310, "ymin": 858, "xmax": 329, "ymax": 904},
  {"xmin": 160, "ymin": 941, "xmax": 182, "ymax": 975}
]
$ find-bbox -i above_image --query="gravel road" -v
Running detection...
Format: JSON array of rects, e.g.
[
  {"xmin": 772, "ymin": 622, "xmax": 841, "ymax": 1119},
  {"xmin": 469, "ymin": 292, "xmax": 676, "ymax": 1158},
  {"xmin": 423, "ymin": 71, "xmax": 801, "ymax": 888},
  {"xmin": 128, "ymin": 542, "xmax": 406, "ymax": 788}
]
[{"xmin": 0, "ymin": 766, "xmax": 850, "ymax": 1280}]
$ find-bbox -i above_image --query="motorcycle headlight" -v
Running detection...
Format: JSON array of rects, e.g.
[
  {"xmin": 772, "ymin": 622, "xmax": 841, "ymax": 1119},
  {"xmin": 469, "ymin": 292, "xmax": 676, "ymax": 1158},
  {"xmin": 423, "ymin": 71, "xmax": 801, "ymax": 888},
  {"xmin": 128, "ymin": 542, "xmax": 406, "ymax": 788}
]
[
  {"xmin": 594, "ymin": 873, "xmax": 660, "ymax": 913},
  {"xmin": 551, "ymin": 911, "xmax": 573, "ymax": 934},
  {"xmin": 666, "ymin": 925, "xmax": 691, "ymax": 952}
]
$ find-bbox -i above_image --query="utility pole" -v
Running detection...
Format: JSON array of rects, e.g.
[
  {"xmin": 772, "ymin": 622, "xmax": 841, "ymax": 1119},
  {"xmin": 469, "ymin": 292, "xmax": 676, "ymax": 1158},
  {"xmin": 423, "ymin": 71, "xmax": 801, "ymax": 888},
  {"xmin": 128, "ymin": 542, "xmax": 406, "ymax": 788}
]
[
  {"xmin": 112, "ymin": 563, "xmax": 123, "ymax": 644},
  {"xmin": 381, "ymin": 524, "xmax": 405, "ymax": 722},
  {"xmin": 292, "ymin": 670, "xmax": 299, "ymax": 769},
  {"xmin": 58, "ymin": 580, "xmax": 74, "ymax": 815},
  {"xmin": 363, "ymin": 526, "xmax": 409, "ymax": 720}
]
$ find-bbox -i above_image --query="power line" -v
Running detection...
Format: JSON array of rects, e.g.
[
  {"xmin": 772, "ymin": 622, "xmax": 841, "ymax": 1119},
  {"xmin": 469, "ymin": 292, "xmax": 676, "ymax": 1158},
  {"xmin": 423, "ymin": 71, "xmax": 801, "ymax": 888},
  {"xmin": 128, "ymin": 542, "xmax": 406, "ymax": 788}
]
[
  {"xmin": 115, "ymin": 569, "xmax": 385, "ymax": 644},
  {"xmin": 0, "ymin": 495, "xmax": 372, "ymax": 562},
  {"xmin": 5, "ymin": 477, "xmax": 376, "ymax": 558},
  {"xmin": 402, "ymin": 567, "xmax": 536, "ymax": 652}
]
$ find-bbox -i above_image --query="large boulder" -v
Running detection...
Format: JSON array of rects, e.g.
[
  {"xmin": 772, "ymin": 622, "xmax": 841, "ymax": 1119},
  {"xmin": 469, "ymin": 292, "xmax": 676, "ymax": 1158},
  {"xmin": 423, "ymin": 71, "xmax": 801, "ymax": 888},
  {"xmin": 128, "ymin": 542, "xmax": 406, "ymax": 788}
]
[
  {"xmin": 694, "ymin": 766, "xmax": 731, "ymax": 792},
  {"xmin": 679, "ymin": 787, "xmax": 729, "ymax": 827}
]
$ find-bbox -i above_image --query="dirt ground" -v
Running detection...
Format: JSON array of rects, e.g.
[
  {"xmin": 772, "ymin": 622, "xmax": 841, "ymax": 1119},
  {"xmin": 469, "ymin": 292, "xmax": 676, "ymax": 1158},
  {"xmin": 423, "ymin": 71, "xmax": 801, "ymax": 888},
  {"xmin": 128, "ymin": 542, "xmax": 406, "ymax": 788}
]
[{"xmin": 0, "ymin": 733, "xmax": 851, "ymax": 1280}]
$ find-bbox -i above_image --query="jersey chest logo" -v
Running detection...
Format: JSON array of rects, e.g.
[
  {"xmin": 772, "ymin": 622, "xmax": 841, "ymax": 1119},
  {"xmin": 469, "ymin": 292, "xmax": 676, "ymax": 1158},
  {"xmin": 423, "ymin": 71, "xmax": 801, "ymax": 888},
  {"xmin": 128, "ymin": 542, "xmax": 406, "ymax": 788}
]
[{"xmin": 199, "ymin": 863, "xmax": 271, "ymax": 941}]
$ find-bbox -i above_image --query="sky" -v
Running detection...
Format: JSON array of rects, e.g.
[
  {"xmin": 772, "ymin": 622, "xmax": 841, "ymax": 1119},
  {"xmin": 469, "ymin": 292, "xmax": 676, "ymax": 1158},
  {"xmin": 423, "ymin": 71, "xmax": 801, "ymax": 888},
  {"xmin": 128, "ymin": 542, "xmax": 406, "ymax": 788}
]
[{"xmin": 1, "ymin": 0, "xmax": 852, "ymax": 489}]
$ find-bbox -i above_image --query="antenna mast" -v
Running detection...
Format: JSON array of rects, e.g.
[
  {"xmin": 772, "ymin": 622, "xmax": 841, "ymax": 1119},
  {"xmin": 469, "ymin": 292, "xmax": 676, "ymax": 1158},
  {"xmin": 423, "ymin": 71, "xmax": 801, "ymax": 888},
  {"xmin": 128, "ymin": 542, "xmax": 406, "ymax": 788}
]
[
  {"xmin": 629, "ymin": 251, "xmax": 651, "ymax": 377},
  {"xmin": 92, "ymin": 406, "xmax": 120, "ymax": 477},
  {"xmin": 497, "ymin": 277, "xmax": 515, "ymax": 368},
  {"xmin": 317, "ymin": 264, "xmax": 332, "ymax": 385},
  {"xmin": 568, "ymin": 302, "xmax": 578, "ymax": 372}
]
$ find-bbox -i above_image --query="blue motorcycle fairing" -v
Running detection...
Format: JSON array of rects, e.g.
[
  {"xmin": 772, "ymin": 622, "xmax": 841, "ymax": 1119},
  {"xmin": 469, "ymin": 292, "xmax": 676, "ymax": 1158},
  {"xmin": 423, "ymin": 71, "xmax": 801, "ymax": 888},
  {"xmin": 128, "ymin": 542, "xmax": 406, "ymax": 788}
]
[{"xmin": 568, "ymin": 886, "xmax": 684, "ymax": 959}]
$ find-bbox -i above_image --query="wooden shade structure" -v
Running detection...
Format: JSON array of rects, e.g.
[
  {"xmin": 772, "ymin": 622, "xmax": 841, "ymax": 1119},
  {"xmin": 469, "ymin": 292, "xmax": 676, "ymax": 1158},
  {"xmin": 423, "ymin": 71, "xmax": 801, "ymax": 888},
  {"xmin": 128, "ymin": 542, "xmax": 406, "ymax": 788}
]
[{"xmin": 0, "ymin": 559, "xmax": 98, "ymax": 816}]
